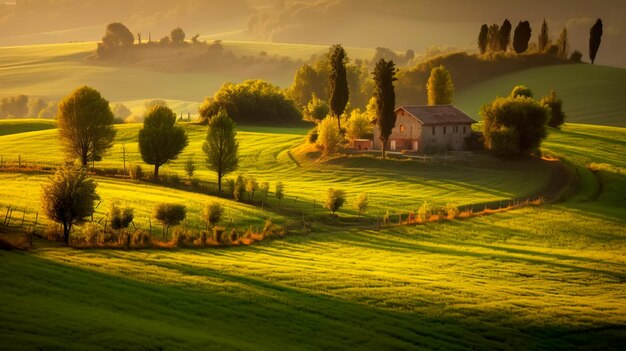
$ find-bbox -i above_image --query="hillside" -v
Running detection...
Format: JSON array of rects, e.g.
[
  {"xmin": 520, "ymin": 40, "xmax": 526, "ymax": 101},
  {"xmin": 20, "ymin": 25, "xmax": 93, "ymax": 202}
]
[
  {"xmin": 0, "ymin": 120, "xmax": 624, "ymax": 349},
  {"xmin": 455, "ymin": 64, "xmax": 626, "ymax": 127}
]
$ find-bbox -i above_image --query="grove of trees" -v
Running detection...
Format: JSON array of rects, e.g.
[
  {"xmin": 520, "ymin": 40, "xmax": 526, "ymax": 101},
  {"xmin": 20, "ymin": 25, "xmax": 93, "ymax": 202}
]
[
  {"xmin": 198, "ymin": 80, "xmax": 301, "ymax": 125},
  {"xmin": 481, "ymin": 86, "xmax": 549, "ymax": 157}
]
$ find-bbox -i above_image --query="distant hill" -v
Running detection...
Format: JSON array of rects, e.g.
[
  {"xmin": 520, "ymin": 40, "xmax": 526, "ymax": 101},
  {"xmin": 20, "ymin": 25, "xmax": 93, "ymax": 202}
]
[{"xmin": 455, "ymin": 64, "xmax": 626, "ymax": 127}]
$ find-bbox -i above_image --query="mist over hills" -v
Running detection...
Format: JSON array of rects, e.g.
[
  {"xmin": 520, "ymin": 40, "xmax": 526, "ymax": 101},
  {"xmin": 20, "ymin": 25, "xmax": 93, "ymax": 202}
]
[{"xmin": 0, "ymin": 0, "xmax": 624, "ymax": 67}]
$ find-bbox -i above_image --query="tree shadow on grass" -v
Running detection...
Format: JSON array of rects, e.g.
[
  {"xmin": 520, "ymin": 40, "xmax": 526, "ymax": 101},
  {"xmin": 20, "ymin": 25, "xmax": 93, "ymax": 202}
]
[{"xmin": 2, "ymin": 251, "xmax": 624, "ymax": 350}]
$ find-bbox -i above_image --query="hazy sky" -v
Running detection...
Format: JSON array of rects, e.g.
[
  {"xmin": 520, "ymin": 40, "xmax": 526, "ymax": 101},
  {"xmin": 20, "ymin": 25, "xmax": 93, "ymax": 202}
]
[{"xmin": 1, "ymin": 0, "xmax": 624, "ymax": 67}]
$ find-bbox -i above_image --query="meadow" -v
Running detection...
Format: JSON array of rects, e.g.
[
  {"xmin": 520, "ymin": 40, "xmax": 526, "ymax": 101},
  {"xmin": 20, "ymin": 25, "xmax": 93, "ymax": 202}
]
[
  {"xmin": 0, "ymin": 121, "xmax": 555, "ymax": 223},
  {"xmin": 456, "ymin": 64, "xmax": 626, "ymax": 127},
  {"xmin": 0, "ymin": 118, "xmax": 625, "ymax": 349}
]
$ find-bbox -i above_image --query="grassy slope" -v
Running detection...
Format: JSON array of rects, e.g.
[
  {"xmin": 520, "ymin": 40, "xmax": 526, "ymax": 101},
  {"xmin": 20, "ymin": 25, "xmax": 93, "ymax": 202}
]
[
  {"xmin": 0, "ymin": 41, "xmax": 376, "ymax": 111},
  {"xmin": 0, "ymin": 122, "xmax": 553, "ymax": 219},
  {"xmin": 0, "ymin": 122, "xmax": 624, "ymax": 349},
  {"xmin": 456, "ymin": 64, "xmax": 626, "ymax": 127},
  {"xmin": 0, "ymin": 119, "xmax": 56, "ymax": 136}
]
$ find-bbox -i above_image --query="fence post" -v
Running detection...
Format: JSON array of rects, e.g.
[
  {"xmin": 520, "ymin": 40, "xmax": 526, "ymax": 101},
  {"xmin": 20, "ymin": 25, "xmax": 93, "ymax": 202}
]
[
  {"xmin": 3, "ymin": 206, "xmax": 9, "ymax": 225},
  {"xmin": 21, "ymin": 209, "xmax": 25, "ymax": 227},
  {"xmin": 18, "ymin": 155, "xmax": 21, "ymax": 170},
  {"xmin": 33, "ymin": 212, "xmax": 38, "ymax": 233}
]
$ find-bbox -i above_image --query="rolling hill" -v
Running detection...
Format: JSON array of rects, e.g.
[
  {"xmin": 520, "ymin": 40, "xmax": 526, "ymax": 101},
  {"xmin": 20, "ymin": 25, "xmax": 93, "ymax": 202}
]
[
  {"xmin": 0, "ymin": 119, "xmax": 624, "ymax": 350},
  {"xmin": 455, "ymin": 64, "xmax": 626, "ymax": 127}
]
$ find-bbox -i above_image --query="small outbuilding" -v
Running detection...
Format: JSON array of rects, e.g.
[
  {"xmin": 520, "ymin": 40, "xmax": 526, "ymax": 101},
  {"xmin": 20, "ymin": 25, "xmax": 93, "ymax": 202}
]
[{"xmin": 372, "ymin": 105, "xmax": 476, "ymax": 153}]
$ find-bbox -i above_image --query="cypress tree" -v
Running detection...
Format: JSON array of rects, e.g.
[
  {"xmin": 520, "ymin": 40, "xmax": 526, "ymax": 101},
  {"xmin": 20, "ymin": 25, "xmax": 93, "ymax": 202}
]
[
  {"xmin": 328, "ymin": 44, "xmax": 349, "ymax": 131},
  {"xmin": 498, "ymin": 19, "xmax": 512, "ymax": 52},
  {"xmin": 372, "ymin": 59, "xmax": 397, "ymax": 160},
  {"xmin": 538, "ymin": 19, "xmax": 550, "ymax": 52},
  {"xmin": 513, "ymin": 21, "xmax": 532, "ymax": 54},
  {"xmin": 589, "ymin": 19, "xmax": 603, "ymax": 64},
  {"xmin": 478, "ymin": 24, "xmax": 489, "ymax": 54}
]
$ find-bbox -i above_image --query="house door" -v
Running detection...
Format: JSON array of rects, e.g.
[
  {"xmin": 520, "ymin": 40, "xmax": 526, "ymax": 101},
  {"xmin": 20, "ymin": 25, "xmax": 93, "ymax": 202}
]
[
  {"xmin": 412, "ymin": 140, "xmax": 418, "ymax": 151},
  {"xmin": 390, "ymin": 140, "xmax": 396, "ymax": 150}
]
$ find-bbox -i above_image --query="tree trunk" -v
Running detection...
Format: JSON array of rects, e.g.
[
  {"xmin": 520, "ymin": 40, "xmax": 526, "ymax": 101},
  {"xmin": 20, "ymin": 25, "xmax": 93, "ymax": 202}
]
[
  {"xmin": 154, "ymin": 164, "xmax": 159, "ymax": 181},
  {"xmin": 381, "ymin": 140, "xmax": 387, "ymax": 160},
  {"xmin": 217, "ymin": 172, "xmax": 222, "ymax": 192},
  {"xmin": 81, "ymin": 154, "xmax": 88, "ymax": 167},
  {"xmin": 63, "ymin": 222, "xmax": 71, "ymax": 245},
  {"xmin": 337, "ymin": 118, "xmax": 341, "ymax": 133}
]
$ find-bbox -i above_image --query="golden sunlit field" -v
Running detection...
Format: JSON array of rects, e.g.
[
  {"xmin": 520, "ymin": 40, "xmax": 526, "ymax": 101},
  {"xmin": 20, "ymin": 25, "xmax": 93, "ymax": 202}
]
[{"xmin": 1, "ymin": 3, "xmax": 626, "ymax": 349}]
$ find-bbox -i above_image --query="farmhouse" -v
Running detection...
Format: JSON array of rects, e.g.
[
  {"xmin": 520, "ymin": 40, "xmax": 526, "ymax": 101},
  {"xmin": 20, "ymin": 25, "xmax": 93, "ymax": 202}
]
[{"xmin": 372, "ymin": 105, "xmax": 476, "ymax": 153}]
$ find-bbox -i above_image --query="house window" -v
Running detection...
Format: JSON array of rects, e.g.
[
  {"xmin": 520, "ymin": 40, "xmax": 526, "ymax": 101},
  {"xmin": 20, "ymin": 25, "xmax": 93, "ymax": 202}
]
[
  {"xmin": 399, "ymin": 125, "xmax": 405, "ymax": 132},
  {"xmin": 443, "ymin": 126, "xmax": 447, "ymax": 134},
  {"xmin": 463, "ymin": 126, "xmax": 467, "ymax": 133},
  {"xmin": 432, "ymin": 126, "xmax": 435, "ymax": 135}
]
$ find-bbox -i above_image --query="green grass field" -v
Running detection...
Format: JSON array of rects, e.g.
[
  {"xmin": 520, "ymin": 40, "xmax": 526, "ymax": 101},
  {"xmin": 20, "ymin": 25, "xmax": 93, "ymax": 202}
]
[
  {"xmin": 0, "ymin": 120, "xmax": 555, "ymax": 221},
  {"xmin": 0, "ymin": 119, "xmax": 625, "ymax": 349},
  {"xmin": 456, "ymin": 64, "xmax": 626, "ymax": 127}
]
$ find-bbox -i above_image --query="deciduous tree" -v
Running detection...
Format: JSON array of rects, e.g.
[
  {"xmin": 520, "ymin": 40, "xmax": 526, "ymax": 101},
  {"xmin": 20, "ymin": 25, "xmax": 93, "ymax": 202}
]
[
  {"xmin": 153, "ymin": 203, "xmax": 186, "ymax": 240},
  {"xmin": 41, "ymin": 164, "xmax": 100, "ymax": 244},
  {"xmin": 170, "ymin": 27, "xmax": 185, "ymax": 43},
  {"xmin": 325, "ymin": 188, "xmax": 346, "ymax": 215},
  {"xmin": 427, "ymin": 65, "xmax": 454, "ymax": 105},
  {"xmin": 202, "ymin": 109, "xmax": 239, "ymax": 192},
  {"xmin": 556, "ymin": 26, "xmax": 569, "ymax": 59},
  {"xmin": 316, "ymin": 116, "xmax": 342, "ymax": 155},
  {"xmin": 57, "ymin": 86, "xmax": 116, "ymax": 167},
  {"xmin": 138, "ymin": 105, "xmax": 189, "ymax": 179}
]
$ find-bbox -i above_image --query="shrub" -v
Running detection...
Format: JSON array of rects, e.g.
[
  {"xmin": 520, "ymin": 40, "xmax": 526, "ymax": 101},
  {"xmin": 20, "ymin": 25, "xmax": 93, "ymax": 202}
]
[
  {"xmin": 184, "ymin": 157, "xmax": 196, "ymax": 180},
  {"xmin": 303, "ymin": 93, "xmax": 330, "ymax": 123},
  {"xmin": 169, "ymin": 173, "xmax": 182, "ymax": 185},
  {"xmin": 307, "ymin": 128, "xmax": 319, "ymax": 143},
  {"xmin": 316, "ymin": 116, "xmax": 342, "ymax": 155},
  {"xmin": 130, "ymin": 164, "xmax": 144, "ymax": 180},
  {"xmin": 355, "ymin": 193, "xmax": 369, "ymax": 217},
  {"xmin": 345, "ymin": 109, "xmax": 373, "ymax": 142},
  {"xmin": 540, "ymin": 90, "xmax": 566, "ymax": 129},
  {"xmin": 233, "ymin": 175, "xmax": 246, "ymax": 201},
  {"xmin": 203, "ymin": 202, "xmax": 223, "ymax": 228},
  {"xmin": 417, "ymin": 201, "xmax": 432, "ymax": 222},
  {"xmin": 81, "ymin": 223, "xmax": 102, "ymax": 246},
  {"xmin": 510, "ymin": 85, "xmax": 533, "ymax": 98},
  {"xmin": 570, "ymin": 50, "xmax": 583, "ymax": 62},
  {"xmin": 108, "ymin": 202, "xmax": 134, "ymax": 230},
  {"xmin": 245, "ymin": 176, "xmax": 259, "ymax": 201},
  {"xmin": 383, "ymin": 210, "xmax": 390, "ymax": 225},
  {"xmin": 325, "ymin": 188, "xmax": 346, "ymax": 215},
  {"xmin": 190, "ymin": 178, "xmax": 200, "ymax": 189},
  {"xmin": 275, "ymin": 181, "xmax": 285, "ymax": 205},
  {"xmin": 153, "ymin": 203, "xmax": 186, "ymax": 240},
  {"xmin": 444, "ymin": 204, "xmax": 460, "ymax": 220}
]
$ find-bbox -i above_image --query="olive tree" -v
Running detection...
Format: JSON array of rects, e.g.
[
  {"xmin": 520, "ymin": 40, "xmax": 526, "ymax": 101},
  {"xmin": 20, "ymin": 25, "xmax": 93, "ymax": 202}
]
[
  {"xmin": 41, "ymin": 163, "xmax": 100, "ymax": 244},
  {"xmin": 57, "ymin": 86, "xmax": 117, "ymax": 167}
]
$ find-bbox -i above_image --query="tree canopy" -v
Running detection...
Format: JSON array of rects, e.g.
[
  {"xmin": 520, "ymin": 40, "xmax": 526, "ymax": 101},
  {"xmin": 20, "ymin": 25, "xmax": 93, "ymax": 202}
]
[
  {"xmin": 589, "ymin": 19, "xmax": 603, "ymax": 64},
  {"xmin": 478, "ymin": 24, "xmax": 489, "ymax": 54},
  {"xmin": 540, "ymin": 91, "xmax": 566, "ymax": 128},
  {"xmin": 538, "ymin": 20, "xmax": 550, "ymax": 52},
  {"xmin": 481, "ymin": 95, "xmax": 549, "ymax": 157},
  {"xmin": 328, "ymin": 44, "xmax": 350, "ymax": 131},
  {"xmin": 198, "ymin": 80, "xmax": 301, "ymax": 125},
  {"xmin": 202, "ymin": 109, "xmax": 239, "ymax": 192},
  {"xmin": 513, "ymin": 21, "xmax": 532, "ymax": 54},
  {"xmin": 372, "ymin": 59, "xmax": 397, "ymax": 159},
  {"xmin": 170, "ymin": 27, "xmax": 185, "ymax": 43},
  {"xmin": 138, "ymin": 105, "xmax": 189, "ymax": 179},
  {"xmin": 427, "ymin": 65, "xmax": 454, "ymax": 105},
  {"xmin": 510, "ymin": 85, "xmax": 533, "ymax": 99},
  {"xmin": 498, "ymin": 19, "xmax": 512, "ymax": 51},
  {"xmin": 57, "ymin": 86, "xmax": 116, "ymax": 167},
  {"xmin": 41, "ymin": 163, "xmax": 100, "ymax": 244}
]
